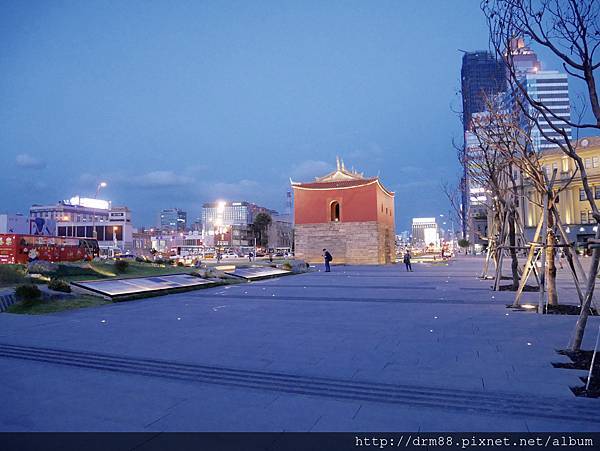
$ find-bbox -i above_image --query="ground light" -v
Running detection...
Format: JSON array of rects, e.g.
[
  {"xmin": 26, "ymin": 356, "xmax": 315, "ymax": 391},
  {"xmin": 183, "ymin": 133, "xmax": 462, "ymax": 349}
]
[{"xmin": 522, "ymin": 304, "xmax": 537, "ymax": 310}]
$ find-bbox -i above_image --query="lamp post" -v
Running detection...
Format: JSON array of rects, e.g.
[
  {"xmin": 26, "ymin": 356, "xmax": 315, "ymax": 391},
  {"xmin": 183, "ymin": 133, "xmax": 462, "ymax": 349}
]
[
  {"xmin": 113, "ymin": 225, "xmax": 119, "ymax": 255},
  {"xmin": 215, "ymin": 201, "xmax": 226, "ymax": 260},
  {"xmin": 92, "ymin": 181, "xmax": 107, "ymax": 241}
]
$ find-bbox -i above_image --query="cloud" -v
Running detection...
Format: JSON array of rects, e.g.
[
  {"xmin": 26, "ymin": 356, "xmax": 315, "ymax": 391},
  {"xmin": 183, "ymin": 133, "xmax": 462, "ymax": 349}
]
[
  {"xmin": 128, "ymin": 171, "xmax": 196, "ymax": 188},
  {"xmin": 15, "ymin": 153, "xmax": 46, "ymax": 169},
  {"xmin": 394, "ymin": 180, "xmax": 439, "ymax": 190},
  {"xmin": 290, "ymin": 160, "xmax": 333, "ymax": 181},
  {"xmin": 207, "ymin": 179, "xmax": 261, "ymax": 198}
]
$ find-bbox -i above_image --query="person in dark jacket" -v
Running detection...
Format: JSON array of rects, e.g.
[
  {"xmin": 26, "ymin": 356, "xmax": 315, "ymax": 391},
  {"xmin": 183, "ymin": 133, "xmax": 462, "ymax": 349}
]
[
  {"xmin": 403, "ymin": 250, "xmax": 412, "ymax": 272},
  {"xmin": 322, "ymin": 248, "xmax": 333, "ymax": 272}
]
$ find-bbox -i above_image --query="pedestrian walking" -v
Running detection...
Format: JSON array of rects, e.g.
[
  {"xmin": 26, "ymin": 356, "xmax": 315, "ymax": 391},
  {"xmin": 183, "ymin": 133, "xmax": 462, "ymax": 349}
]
[
  {"xmin": 559, "ymin": 250, "xmax": 565, "ymax": 269},
  {"xmin": 322, "ymin": 248, "xmax": 333, "ymax": 272},
  {"xmin": 403, "ymin": 250, "xmax": 412, "ymax": 272},
  {"xmin": 248, "ymin": 251, "xmax": 253, "ymax": 262}
]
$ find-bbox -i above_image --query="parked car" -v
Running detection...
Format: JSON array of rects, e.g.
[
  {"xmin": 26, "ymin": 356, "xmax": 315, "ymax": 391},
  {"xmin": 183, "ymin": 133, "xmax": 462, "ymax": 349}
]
[{"xmin": 222, "ymin": 253, "xmax": 239, "ymax": 259}]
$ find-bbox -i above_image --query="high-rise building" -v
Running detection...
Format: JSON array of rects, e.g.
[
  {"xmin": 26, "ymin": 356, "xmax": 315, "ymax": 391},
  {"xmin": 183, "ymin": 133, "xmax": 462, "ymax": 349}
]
[
  {"xmin": 159, "ymin": 208, "xmax": 187, "ymax": 233},
  {"xmin": 461, "ymin": 51, "xmax": 507, "ymax": 132},
  {"xmin": 522, "ymin": 70, "xmax": 571, "ymax": 151},
  {"xmin": 508, "ymin": 37, "xmax": 541, "ymax": 77},
  {"xmin": 411, "ymin": 218, "xmax": 440, "ymax": 248},
  {"xmin": 505, "ymin": 38, "xmax": 571, "ymax": 152},
  {"xmin": 460, "ymin": 51, "xmax": 507, "ymax": 239},
  {"xmin": 201, "ymin": 201, "xmax": 276, "ymax": 249},
  {"xmin": 201, "ymin": 201, "xmax": 274, "ymax": 230}
]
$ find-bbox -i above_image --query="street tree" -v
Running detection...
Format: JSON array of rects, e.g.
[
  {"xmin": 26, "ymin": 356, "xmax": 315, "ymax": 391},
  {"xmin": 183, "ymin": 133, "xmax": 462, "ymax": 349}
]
[
  {"xmin": 253, "ymin": 212, "xmax": 272, "ymax": 249},
  {"xmin": 483, "ymin": 0, "xmax": 600, "ymax": 350}
]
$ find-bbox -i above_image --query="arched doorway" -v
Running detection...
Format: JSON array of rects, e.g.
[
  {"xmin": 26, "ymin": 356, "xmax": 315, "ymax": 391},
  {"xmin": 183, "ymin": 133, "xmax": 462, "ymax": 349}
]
[{"xmin": 330, "ymin": 201, "xmax": 340, "ymax": 222}]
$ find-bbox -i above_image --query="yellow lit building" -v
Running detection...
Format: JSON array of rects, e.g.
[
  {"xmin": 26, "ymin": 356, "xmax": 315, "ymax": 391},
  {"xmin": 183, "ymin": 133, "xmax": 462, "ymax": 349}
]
[{"xmin": 522, "ymin": 136, "xmax": 600, "ymax": 245}]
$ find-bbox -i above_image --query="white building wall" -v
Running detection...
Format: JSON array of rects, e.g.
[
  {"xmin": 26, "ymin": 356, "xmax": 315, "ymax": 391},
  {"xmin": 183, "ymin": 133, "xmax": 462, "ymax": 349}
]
[{"xmin": 0, "ymin": 214, "xmax": 29, "ymax": 234}]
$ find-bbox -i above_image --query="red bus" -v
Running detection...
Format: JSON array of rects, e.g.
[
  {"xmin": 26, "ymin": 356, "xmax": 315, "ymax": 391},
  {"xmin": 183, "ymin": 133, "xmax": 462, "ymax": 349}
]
[{"xmin": 0, "ymin": 234, "xmax": 99, "ymax": 265}]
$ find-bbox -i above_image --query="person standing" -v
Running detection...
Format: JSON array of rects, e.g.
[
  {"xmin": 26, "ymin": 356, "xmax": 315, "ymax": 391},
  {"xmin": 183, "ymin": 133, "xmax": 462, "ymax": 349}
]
[
  {"xmin": 322, "ymin": 248, "xmax": 333, "ymax": 272},
  {"xmin": 403, "ymin": 250, "xmax": 412, "ymax": 272}
]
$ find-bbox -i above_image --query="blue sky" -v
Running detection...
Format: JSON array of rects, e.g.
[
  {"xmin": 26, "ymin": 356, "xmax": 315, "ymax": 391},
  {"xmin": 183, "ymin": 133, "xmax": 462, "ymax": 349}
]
[{"xmin": 0, "ymin": 1, "xmax": 593, "ymax": 230}]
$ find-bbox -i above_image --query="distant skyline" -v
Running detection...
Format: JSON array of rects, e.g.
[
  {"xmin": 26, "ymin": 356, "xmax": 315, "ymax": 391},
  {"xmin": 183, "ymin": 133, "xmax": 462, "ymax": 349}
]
[{"xmin": 0, "ymin": 1, "xmax": 595, "ymax": 230}]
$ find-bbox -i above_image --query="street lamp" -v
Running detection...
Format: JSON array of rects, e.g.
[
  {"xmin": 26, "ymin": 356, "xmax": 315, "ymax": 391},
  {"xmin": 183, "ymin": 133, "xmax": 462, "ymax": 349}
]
[
  {"xmin": 92, "ymin": 181, "xmax": 107, "ymax": 241},
  {"xmin": 113, "ymin": 226, "xmax": 119, "ymax": 255}
]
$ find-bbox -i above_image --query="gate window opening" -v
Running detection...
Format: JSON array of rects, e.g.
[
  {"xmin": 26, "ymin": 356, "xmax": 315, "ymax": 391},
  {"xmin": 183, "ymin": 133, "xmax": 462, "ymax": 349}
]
[{"xmin": 330, "ymin": 201, "xmax": 340, "ymax": 222}]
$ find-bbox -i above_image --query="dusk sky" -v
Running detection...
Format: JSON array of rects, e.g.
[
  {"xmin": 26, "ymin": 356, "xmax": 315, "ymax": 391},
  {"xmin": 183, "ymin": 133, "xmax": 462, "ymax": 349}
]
[{"xmin": 0, "ymin": 1, "xmax": 592, "ymax": 230}]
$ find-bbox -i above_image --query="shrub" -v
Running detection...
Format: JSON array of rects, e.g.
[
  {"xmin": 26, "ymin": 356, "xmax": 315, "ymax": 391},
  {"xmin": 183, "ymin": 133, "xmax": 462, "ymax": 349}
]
[
  {"xmin": 48, "ymin": 278, "xmax": 71, "ymax": 293},
  {"xmin": 282, "ymin": 262, "xmax": 292, "ymax": 271},
  {"xmin": 135, "ymin": 256, "xmax": 145, "ymax": 263},
  {"xmin": 28, "ymin": 261, "xmax": 58, "ymax": 274},
  {"xmin": 0, "ymin": 265, "xmax": 27, "ymax": 285},
  {"xmin": 458, "ymin": 239, "xmax": 470, "ymax": 249},
  {"xmin": 177, "ymin": 261, "xmax": 184, "ymax": 267},
  {"xmin": 201, "ymin": 268, "xmax": 216, "ymax": 279},
  {"xmin": 114, "ymin": 260, "xmax": 129, "ymax": 273},
  {"xmin": 15, "ymin": 284, "xmax": 42, "ymax": 307}
]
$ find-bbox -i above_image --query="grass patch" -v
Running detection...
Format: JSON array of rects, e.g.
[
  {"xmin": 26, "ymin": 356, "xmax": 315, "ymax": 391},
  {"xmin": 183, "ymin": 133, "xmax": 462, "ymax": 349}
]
[{"xmin": 6, "ymin": 295, "xmax": 112, "ymax": 315}]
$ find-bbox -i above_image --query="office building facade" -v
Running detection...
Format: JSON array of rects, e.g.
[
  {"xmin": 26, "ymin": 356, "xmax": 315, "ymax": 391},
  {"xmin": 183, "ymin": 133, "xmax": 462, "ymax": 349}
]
[
  {"xmin": 523, "ymin": 70, "xmax": 571, "ymax": 152},
  {"xmin": 30, "ymin": 197, "xmax": 134, "ymax": 254},
  {"xmin": 460, "ymin": 51, "xmax": 507, "ymax": 239},
  {"xmin": 159, "ymin": 208, "xmax": 187, "ymax": 233}
]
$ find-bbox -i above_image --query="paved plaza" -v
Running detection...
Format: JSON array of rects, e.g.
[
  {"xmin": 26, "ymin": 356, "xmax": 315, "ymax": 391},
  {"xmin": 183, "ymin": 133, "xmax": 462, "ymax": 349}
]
[{"xmin": 1, "ymin": 256, "xmax": 599, "ymax": 431}]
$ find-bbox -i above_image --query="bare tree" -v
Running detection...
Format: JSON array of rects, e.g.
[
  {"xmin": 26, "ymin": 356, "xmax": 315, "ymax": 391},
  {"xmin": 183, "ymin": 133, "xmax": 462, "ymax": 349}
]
[
  {"xmin": 483, "ymin": 0, "xmax": 600, "ymax": 350},
  {"xmin": 465, "ymin": 101, "xmax": 524, "ymax": 288},
  {"xmin": 482, "ymin": 91, "xmax": 581, "ymax": 304},
  {"xmin": 441, "ymin": 180, "xmax": 465, "ymax": 235}
]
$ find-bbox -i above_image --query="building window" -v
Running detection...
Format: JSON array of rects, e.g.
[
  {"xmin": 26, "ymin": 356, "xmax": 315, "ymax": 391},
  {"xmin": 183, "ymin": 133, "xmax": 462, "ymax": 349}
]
[
  {"xmin": 594, "ymin": 157, "xmax": 600, "ymax": 168},
  {"xmin": 595, "ymin": 186, "xmax": 600, "ymax": 200},
  {"xmin": 581, "ymin": 211, "xmax": 588, "ymax": 224},
  {"xmin": 585, "ymin": 158, "xmax": 592, "ymax": 169},
  {"xmin": 330, "ymin": 201, "xmax": 340, "ymax": 222},
  {"xmin": 580, "ymin": 188, "xmax": 586, "ymax": 201}
]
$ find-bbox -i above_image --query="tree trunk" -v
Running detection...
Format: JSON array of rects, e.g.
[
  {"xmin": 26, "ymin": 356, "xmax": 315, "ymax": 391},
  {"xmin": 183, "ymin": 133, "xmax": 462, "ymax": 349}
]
[
  {"xmin": 508, "ymin": 208, "xmax": 519, "ymax": 290},
  {"xmin": 570, "ymin": 226, "xmax": 600, "ymax": 351},
  {"xmin": 546, "ymin": 207, "xmax": 558, "ymax": 305}
]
